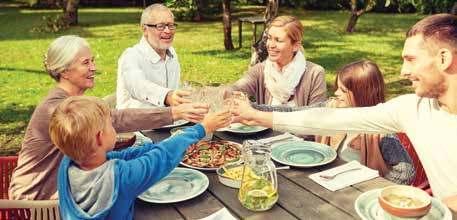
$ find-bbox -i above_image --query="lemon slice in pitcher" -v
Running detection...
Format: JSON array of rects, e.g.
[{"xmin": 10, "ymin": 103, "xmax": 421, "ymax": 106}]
[{"xmin": 247, "ymin": 189, "xmax": 268, "ymax": 198}]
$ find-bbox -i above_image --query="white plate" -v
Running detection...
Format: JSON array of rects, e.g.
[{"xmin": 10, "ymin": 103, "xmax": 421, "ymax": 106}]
[
  {"xmin": 138, "ymin": 167, "xmax": 209, "ymax": 203},
  {"xmin": 271, "ymin": 141, "xmax": 337, "ymax": 168},
  {"xmin": 219, "ymin": 123, "xmax": 269, "ymax": 134},
  {"xmin": 355, "ymin": 189, "xmax": 452, "ymax": 220},
  {"xmin": 180, "ymin": 162, "xmax": 220, "ymax": 171},
  {"xmin": 160, "ymin": 119, "xmax": 189, "ymax": 129}
]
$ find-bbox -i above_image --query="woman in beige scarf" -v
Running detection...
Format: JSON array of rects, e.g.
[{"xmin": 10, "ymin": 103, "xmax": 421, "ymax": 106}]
[{"xmin": 228, "ymin": 15, "xmax": 327, "ymax": 108}]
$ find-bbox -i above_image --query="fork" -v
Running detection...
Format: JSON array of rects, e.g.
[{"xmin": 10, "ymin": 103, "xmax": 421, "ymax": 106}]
[{"xmin": 319, "ymin": 167, "xmax": 362, "ymax": 180}]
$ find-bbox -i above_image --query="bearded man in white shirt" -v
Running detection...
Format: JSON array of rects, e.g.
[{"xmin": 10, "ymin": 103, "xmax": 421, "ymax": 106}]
[
  {"xmin": 232, "ymin": 14, "xmax": 457, "ymax": 212},
  {"xmin": 117, "ymin": 4, "xmax": 188, "ymax": 109}
]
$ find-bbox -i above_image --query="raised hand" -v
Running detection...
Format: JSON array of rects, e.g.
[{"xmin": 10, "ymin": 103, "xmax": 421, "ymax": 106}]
[
  {"xmin": 230, "ymin": 95, "xmax": 272, "ymax": 127},
  {"xmin": 201, "ymin": 110, "xmax": 232, "ymax": 134},
  {"xmin": 165, "ymin": 89, "xmax": 192, "ymax": 106},
  {"xmin": 171, "ymin": 103, "xmax": 209, "ymax": 123},
  {"xmin": 230, "ymin": 93, "xmax": 254, "ymax": 118}
]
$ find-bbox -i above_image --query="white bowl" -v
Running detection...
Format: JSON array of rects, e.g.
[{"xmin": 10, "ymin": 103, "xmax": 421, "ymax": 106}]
[
  {"xmin": 216, "ymin": 163, "xmax": 244, "ymax": 188},
  {"xmin": 378, "ymin": 185, "xmax": 432, "ymax": 218}
]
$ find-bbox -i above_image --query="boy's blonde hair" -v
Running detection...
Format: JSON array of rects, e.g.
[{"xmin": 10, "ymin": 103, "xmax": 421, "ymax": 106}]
[{"xmin": 49, "ymin": 96, "xmax": 110, "ymax": 163}]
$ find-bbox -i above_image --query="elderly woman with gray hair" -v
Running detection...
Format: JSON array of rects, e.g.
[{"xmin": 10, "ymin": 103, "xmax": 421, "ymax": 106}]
[{"xmin": 8, "ymin": 35, "xmax": 209, "ymax": 200}]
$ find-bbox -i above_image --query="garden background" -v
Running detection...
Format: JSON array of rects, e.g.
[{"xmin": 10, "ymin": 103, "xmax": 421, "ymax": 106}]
[{"xmin": 1, "ymin": 0, "xmax": 454, "ymax": 155}]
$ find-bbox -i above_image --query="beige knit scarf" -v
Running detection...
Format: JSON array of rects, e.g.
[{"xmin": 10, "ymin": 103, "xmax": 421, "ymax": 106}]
[{"xmin": 264, "ymin": 51, "xmax": 306, "ymax": 104}]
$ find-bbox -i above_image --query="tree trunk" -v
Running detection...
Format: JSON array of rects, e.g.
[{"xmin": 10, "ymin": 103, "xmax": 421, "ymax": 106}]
[
  {"xmin": 345, "ymin": 0, "xmax": 375, "ymax": 33},
  {"xmin": 222, "ymin": 0, "xmax": 234, "ymax": 50},
  {"xmin": 264, "ymin": 0, "xmax": 278, "ymax": 24},
  {"xmin": 63, "ymin": 0, "xmax": 80, "ymax": 25},
  {"xmin": 193, "ymin": 0, "xmax": 203, "ymax": 21},
  {"xmin": 346, "ymin": 13, "xmax": 359, "ymax": 33}
]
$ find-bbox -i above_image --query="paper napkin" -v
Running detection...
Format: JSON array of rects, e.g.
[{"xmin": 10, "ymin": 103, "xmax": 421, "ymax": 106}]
[
  {"xmin": 198, "ymin": 208, "xmax": 238, "ymax": 220},
  {"xmin": 309, "ymin": 161, "xmax": 379, "ymax": 191}
]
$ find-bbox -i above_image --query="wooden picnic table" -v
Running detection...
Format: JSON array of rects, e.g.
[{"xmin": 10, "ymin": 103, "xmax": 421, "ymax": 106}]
[{"xmin": 135, "ymin": 128, "xmax": 457, "ymax": 220}]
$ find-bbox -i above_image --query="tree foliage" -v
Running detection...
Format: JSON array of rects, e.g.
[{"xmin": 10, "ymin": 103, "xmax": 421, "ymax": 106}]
[
  {"xmin": 165, "ymin": 0, "xmax": 222, "ymax": 21},
  {"xmin": 387, "ymin": 0, "xmax": 455, "ymax": 14},
  {"xmin": 27, "ymin": 0, "xmax": 79, "ymax": 31},
  {"xmin": 31, "ymin": 15, "xmax": 70, "ymax": 33}
]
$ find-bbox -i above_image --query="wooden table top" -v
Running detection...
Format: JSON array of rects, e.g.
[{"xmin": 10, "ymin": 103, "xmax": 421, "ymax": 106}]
[{"xmin": 135, "ymin": 128, "xmax": 457, "ymax": 220}]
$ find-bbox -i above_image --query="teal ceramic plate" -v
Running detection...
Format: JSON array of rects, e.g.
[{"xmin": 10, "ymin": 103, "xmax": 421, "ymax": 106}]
[
  {"xmin": 219, "ymin": 123, "xmax": 268, "ymax": 134},
  {"xmin": 271, "ymin": 141, "xmax": 337, "ymax": 167},
  {"xmin": 138, "ymin": 167, "xmax": 209, "ymax": 203},
  {"xmin": 355, "ymin": 189, "xmax": 452, "ymax": 220}
]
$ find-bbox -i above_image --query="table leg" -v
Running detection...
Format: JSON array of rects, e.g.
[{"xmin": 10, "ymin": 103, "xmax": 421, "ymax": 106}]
[{"xmin": 238, "ymin": 20, "xmax": 242, "ymax": 48}]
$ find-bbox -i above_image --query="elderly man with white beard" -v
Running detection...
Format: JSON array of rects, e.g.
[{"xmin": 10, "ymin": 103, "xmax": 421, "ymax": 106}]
[{"xmin": 117, "ymin": 4, "xmax": 191, "ymax": 110}]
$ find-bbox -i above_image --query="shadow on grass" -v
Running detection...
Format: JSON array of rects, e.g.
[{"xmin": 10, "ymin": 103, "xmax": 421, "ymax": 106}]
[
  {"xmin": 191, "ymin": 48, "xmax": 251, "ymax": 60},
  {"xmin": 0, "ymin": 103, "xmax": 32, "ymax": 155},
  {"xmin": 0, "ymin": 103, "xmax": 35, "ymax": 127},
  {"xmin": 0, "ymin": 5, "xmax": 264, "ymax": 41},
  {"xmin": 0, "ymin": 67, "xmax": 46, "ymax": 75},
  {"xmin": 0, "ymin": 7, "xmax": 142, "ymax": 40}
]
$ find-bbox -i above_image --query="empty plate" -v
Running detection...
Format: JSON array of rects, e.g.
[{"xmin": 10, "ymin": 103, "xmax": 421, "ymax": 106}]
[
  {"xmin": 271, "ymin": 141, "xmax": 337, "ymax": 167},
  {"xmin": 138, "ymin": 167, "xmax": 209, "ymax": 203},
  {"xmin": 220, "ymin": 123, "xmax": 269, "ymax": 134}
]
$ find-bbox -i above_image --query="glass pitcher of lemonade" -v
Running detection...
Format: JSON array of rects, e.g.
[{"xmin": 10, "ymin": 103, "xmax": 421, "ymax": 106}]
[{"xmin": 238, "ymin": 140, "xmax": 278, "ymax": 211}]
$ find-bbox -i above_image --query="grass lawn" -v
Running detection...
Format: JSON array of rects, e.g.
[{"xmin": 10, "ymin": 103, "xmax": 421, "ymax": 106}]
[{"xmin": 0, "ymin": 5, "xmax": 423, "ymax": 155}]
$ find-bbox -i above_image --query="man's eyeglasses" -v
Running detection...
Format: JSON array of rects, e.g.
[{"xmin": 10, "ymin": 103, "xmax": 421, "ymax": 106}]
[{"xmin": 144, "ymin": 23, "xmax": 178, "ymax": 31}]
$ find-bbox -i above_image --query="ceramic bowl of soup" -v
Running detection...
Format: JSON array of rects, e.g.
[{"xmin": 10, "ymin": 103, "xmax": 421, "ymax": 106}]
[{"xmin": 378, "ymin": 185, "xmax": 432, "ymax": 218}]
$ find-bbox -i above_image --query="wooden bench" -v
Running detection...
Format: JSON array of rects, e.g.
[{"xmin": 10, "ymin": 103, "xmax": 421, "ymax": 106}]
[{"xmin": 238, "ymin": 16, "xmax": 266, "ymax": 48}]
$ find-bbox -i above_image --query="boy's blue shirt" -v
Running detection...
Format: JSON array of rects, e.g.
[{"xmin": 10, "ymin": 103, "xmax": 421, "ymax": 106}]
[{"xmin": 58, "ymin": 124, "xmax": 206, "ymax": 220}]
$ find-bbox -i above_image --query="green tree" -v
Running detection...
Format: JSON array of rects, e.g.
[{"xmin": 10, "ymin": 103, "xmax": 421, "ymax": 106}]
[
  {"xmin": 388, "ymin": 0, "xmax": 455, "ymax": 14},
  {"xmin": 63, "ymin": 0, "xmax": 80, "ymax": 25},
  {"xmin": 28, "ymin": 0, "xmax": 80, "ymax": 25},
  {"xmin": 345, "ymin": 0, "xmax": 377, "ymax": 33}
]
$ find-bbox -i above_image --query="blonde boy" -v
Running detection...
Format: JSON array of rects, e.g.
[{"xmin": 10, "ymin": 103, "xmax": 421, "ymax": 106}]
[{"xmin": 50, "ymin": 96, "xmax": 231, "ymax": 220}]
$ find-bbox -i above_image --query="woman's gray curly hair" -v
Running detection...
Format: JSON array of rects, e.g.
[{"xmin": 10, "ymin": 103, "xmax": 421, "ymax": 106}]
[{"xmin": 44, "ymin": 35, "xmax": 90, "ymax": 81}]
